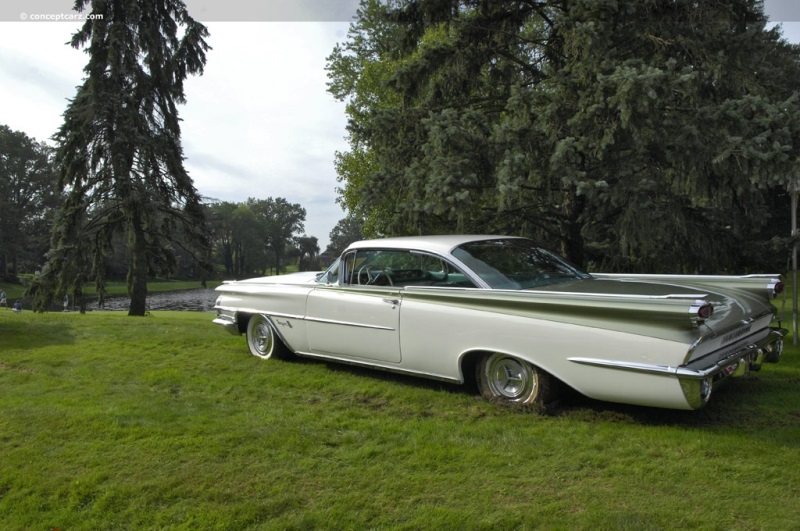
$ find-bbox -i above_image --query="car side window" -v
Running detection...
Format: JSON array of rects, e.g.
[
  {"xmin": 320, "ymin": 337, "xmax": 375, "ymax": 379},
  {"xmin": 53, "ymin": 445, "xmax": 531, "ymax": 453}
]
[
  {"xmin": 338, "ymin": 249, "xmax": 476, "ymax": 288},
  {"xmin": 316, "ymin": 257, "xmax": 340, "ymax": 284},
  {"xmin": 342, "ymin": 250, "xmax": 390, "ymax": 286},
  {"xmin": 409, "ymin": 253, "xmax": 476, "ymax": 288}
]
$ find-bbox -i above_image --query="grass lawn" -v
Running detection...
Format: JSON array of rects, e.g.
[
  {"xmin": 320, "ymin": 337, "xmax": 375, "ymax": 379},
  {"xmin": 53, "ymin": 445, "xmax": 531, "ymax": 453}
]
[{"xmin": 1, "ymin": 308, "xmax": 799, "ymax": 529}]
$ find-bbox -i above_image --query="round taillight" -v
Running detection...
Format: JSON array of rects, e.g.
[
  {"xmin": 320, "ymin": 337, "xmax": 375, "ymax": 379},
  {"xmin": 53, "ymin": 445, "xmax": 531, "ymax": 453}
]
[
  {"xmin": 697, "ymin": 303, "xmax": 714, "ymax": 320},
  {"xmin": 773, "ymin": 282, "xmax": 785, "ymax": 296}
]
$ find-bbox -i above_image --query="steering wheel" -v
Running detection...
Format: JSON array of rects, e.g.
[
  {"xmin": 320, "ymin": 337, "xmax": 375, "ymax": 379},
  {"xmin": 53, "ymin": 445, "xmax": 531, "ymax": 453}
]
[
  {"xmin": 357, "ymin": 266, "xmax": 394, "ymax": 286},
  {"xmin": 368, "ymin": 270, "xmax": 394, "ymax": 286},
  {"xmin": 357, "ymin": 265, "xmax": 373, "ymax": 285}
]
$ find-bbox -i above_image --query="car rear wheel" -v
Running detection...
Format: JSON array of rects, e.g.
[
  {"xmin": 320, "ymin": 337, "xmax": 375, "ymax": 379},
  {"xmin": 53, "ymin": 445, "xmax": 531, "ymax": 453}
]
[
  {"xmin": 246, "ymin": 314, "xmax": 292, "ymax": 360},
  {"xmin": 476, "ymin": 353, "xmax": 557, "ymax": 407}
]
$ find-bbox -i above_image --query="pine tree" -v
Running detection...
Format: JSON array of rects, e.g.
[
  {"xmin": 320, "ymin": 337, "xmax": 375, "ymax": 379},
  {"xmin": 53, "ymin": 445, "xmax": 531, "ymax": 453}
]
[{"xmin": 39, "ymin": 0, "xmax": 210, "ymax": 315}]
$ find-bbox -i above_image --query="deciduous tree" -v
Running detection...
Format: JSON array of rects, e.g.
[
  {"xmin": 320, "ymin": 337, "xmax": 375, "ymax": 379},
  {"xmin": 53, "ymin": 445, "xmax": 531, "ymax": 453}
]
[
  {"xmin": 207, "ymin": 201, "xmax": 239, "ymax": 276},
  {"xmin": 0, "ymin": 126, "xmax": 61, "ymax": 279},
  {"xmin": 328, "ymin": 0, "xmax": 800, "ymax": 272},
  {"xmin": 325, "ymin": 213, "xmax": 364, "ymax": 256},
  {"xmin": 297, "ymin": 236, "xmax": 320, "ymax": 271},
  {"xmin": 247, "ymin": 197, "xmax": 306, "ymax": 275}
]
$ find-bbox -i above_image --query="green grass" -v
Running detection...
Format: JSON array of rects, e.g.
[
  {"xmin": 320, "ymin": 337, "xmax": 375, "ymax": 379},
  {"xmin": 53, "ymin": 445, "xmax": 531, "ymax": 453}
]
[{"xmin": 1, "ymin": 309, "xmax": 799, "ymax": 529}]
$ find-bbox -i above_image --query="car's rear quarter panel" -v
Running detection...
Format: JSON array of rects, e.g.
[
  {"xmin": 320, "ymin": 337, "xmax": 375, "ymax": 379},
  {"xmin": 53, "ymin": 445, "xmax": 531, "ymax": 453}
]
[{"xmin": 398, "ymin": 291, "xmax": 696, "ymax": 409}]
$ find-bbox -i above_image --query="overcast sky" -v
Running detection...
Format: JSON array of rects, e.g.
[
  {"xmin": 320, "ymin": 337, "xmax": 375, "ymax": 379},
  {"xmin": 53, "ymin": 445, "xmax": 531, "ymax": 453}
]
[{"xmin": 1, "ymin": 0, "xmax": 800, "ymax": 251}]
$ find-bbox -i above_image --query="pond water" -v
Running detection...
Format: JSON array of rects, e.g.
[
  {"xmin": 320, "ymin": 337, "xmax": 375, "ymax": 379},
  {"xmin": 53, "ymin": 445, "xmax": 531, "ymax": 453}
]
[{"xmin": 84, "ymin": 288, "xmax": 218, "ymax": 312}]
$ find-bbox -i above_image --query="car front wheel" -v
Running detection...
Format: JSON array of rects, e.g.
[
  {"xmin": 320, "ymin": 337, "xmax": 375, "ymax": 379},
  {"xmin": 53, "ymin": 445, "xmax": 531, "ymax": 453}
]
[
  {"xmin": 476, "ymin": 353, "xmax": 557, "ymax": 407},
  {"xmin": 246, "ymin": 314, "xmax": 292, "ymax": 360}
]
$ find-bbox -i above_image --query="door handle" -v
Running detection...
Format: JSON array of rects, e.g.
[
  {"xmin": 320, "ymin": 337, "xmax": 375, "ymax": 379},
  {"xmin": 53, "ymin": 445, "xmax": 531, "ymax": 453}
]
[{"xmin": 382, "ymin": 298, "xmax": 400, "ymax": 308}]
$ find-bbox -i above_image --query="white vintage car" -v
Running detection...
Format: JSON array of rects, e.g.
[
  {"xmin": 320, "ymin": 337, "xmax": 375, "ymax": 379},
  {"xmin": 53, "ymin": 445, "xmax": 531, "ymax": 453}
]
[{"xmin": 213, "ymin": 235, "xmax": 786, "ymax": 410}]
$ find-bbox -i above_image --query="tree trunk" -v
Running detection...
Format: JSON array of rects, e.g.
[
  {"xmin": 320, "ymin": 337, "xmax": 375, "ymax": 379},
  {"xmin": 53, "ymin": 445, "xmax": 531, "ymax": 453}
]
[
  {"xmin": 274, "ymin": 247, "xmax": 282, "ymax": 275},
  {"xmin": 74, "ymin": 282, "xmax": 87, "ymax": 315},
  {"xmin": 223, "ymin": 242, "xmax": 233, "ymax": 275},
  {"xmin": 127, "ymin": 220, "xmax": 148, "ymax": 316},
  {"xmin": 560, "ymin": 187, "xmax": 586, "ymax": 268}
]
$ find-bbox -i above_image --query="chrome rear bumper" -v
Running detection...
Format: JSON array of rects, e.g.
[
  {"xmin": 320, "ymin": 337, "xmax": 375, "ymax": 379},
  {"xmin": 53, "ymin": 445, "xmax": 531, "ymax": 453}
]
[{"xmin": 569, "ymin": 327, "xmax": 787, "ymax": 409}]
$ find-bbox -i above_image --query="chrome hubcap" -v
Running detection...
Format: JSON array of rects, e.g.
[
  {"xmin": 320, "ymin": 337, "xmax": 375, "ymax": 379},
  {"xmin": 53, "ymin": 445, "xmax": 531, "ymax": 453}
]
[
  {"xmin": 487, "ymin": 355, "xmax": 535, "ymax": 401},
  {"xmin": 249, "ymin": 318, "xmax": 274, "ymax": 358}
]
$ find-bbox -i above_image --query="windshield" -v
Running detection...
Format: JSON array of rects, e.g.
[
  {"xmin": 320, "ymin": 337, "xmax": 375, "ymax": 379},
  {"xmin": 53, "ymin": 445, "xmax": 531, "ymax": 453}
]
[{"xmin": 452, "ymin": 239, "xmax": 590, "ymax": 289}]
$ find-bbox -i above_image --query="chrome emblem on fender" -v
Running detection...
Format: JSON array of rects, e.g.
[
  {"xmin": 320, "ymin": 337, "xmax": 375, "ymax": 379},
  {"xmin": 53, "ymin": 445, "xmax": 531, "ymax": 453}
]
[{"xmin": 722, "ymin": 325, "xmax": 752, "ymax": 344}]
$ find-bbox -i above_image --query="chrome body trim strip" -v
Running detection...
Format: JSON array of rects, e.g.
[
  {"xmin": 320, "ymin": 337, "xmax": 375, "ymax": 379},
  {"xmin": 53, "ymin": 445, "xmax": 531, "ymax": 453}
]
[
  {"xmin": 214, "ymin": 305, "xmax": 304, "ymax": 321},
  {"xmin": 406, "ymin": 285, "xmax": 708, "ymax": 300},
  {"xmin": 593, "ymin": 273, "xmax": 781, "ymax": 281},
  {"xmin": 303, "ymin": 316, "xmax": 396, "ymax": 331},
  {"xmin": 567, "ymin": 358, "xmax": 680, "ymax": 376},
  {"xmin": 213, "ymin": 305, "xmax": 395, "ymax": 332}
]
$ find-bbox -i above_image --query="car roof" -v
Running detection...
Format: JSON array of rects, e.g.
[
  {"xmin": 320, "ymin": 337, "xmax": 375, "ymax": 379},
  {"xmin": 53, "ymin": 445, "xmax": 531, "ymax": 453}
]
[{"xmin": 346, "ymin": 235, "xmax": 526, "ymax": 255}]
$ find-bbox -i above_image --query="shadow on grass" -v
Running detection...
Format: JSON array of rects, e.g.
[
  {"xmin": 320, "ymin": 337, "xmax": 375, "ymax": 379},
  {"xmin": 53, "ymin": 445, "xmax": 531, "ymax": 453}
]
[
  {"xmin": 292, "ymin": 355, "xmax": 800, "ymax": 442},
  {"xmin": 0, "ymin": 312, "xmax": 77, "ymax": 351},
  {"xmin": 548, "ymin": 377, "xmax": 800, "ymax": 442},
  {"xmin": 315, "ymin": 358, "xmax": 466, "ymax": 395}
]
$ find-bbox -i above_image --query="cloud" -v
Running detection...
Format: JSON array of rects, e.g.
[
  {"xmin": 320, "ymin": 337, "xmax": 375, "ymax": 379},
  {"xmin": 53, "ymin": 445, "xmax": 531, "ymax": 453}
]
[
  {"xmin": 179, "ymin": 22, "xmax": 351, "ymax": 246},
  {"xmin": 766, "ymin": 0, "xmax": 800, "ymax": 21},
  {"xmin": 0, "ymin": 22, "xmax": 85, "ymax": 140},
  {"xmin": 0, "ymin": 19, "xmax": 352, "ymax": 249}
]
